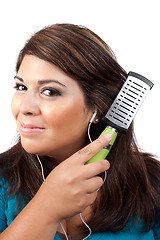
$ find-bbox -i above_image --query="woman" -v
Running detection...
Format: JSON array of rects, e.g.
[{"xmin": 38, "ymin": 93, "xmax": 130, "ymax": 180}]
[{"xmin": 0, "ymin": 23, "xmax": 160, "ymax": 239}]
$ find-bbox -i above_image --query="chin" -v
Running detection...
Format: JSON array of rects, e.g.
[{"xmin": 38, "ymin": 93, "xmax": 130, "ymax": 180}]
[{"xmin": 21, "ymin": 140, "xmax": 43, "ymax": 155}]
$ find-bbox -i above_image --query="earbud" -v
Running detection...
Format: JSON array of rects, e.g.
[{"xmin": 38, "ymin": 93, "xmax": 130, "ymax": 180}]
[{"xmin": 90, "ymin": 108, "xmax": 98, "ymax": 123}]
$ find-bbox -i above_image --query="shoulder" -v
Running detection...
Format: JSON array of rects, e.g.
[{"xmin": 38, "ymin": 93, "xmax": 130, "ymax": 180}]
[
  {"xmin": 87, "ymin": 231, "xmax": 131, "ymax": 239},
  {"xmin": 0, "ymin": 177, "xmax": 17, "ymax": 231},
  {"xmin": 0, "ymin": 177, "xmax": 7, "ymax": 198},
  {"xmin": 0, "ymin": 176, "xmax": 10, "ymax": 208},
  {"xmin": 0, "ymin": 176, "xmax": 27, "ymax": 232},
  {"xmin": 0, "ymin": 177, "xmax": 8, "ymax": 232},
  {"xmin": 87, "ymin": 218, "xmax": 160, "ymax": 239}
]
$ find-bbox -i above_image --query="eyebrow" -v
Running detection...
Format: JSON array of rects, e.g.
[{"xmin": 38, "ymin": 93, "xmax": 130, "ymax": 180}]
[{"xmin": 14, "ymin": 75, "xmax": 67, "ymax": 88}]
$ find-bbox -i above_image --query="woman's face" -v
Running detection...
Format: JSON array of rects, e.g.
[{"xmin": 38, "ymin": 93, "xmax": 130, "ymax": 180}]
[{"xmin": 11, "ymin": 55, "xmax": 94, "ymax": 161}]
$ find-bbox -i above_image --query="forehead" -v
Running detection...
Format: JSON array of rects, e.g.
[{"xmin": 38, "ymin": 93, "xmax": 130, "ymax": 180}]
[
  {"xmin": 17, "ymin": 55, "xmax": 80, "ymax": 87},
  {"xmin": 16, "ymin": 55, "xmax": 90, "ymax": 106}
]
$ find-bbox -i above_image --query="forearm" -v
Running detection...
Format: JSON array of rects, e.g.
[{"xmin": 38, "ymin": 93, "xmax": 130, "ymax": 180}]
[{"xmin": 0, "ymin": 191, "xmax": 59, "ymax": 240}]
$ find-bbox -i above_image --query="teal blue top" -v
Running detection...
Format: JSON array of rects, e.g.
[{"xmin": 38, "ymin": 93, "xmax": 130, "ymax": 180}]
[{"xmin": 0, "ymin": 178, "xmax": 160, "ymax": 239}]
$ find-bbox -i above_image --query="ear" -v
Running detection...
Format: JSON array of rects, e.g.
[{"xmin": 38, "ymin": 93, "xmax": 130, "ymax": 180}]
[
  {"xmin": 93, "ymin": 117, "xmax": 99, "ymax": 124},
  {"xmin": 92, "ymin": 109, "xmax": 102, "ymax": 124}
]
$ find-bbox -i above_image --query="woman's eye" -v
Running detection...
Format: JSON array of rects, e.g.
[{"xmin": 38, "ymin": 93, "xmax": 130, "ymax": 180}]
[
  {"xmin": 41, "ymin": 88, "xmax": 61, "ymax": 97},
  {"xmin": 13, "ymin": 84, "xmax": 27, "ymax": 91}
]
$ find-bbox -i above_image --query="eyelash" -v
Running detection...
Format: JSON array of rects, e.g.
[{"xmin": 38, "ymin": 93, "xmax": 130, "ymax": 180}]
[
  {"xmin": 13, "ymin": 84, "xmax": 61, "ymax": 97},
  {"xmin": 41, "ymin": 87, "xmax": 61, "ymax": 97},
  {"xmin": 13, "ymin": 84, "xmax": 27, "ymax": 91}
]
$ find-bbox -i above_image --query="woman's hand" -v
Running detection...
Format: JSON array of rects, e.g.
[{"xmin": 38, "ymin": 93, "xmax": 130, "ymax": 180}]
[
  {"xmin": 0, "ymin": 133, "xmax": 112, "ymax": 240},
  {"xmin": 37, "ymin": 132, "xmax": 112, "ymax": 223}
]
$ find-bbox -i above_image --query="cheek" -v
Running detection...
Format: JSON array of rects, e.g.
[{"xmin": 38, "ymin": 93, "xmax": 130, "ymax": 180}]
[{"xmin": 43, "ymin": 100, "xmax": 90, "ymax": 135}]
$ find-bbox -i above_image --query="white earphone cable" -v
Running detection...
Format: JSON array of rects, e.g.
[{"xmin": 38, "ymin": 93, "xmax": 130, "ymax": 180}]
[
  {"xmin": 80, "ymin": 213, "xmax": 92, "ymax": 240},
  {"xmin": 36, "ymin": 155, "xmax": 45, "ymax": 181},
  {"xmin": 60, "ymin": 222, "xmax": 69, "ymax": 240},
  {"xmin": 36, "ymin": 155, "xmax": 92, "ymax": 240},
  {"xmin": 36, "ymin": 155, "xmax": 70, "ymax": 239},
  {"xmin": 87, "ymin": 121, "xmax": 93, "ymax": 143},
  {"xmin": 36, "ymin": 118, "xmax": 107, "ymax": 240}
]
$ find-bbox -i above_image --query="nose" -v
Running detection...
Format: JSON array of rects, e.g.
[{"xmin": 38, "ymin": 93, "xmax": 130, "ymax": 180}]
[{"xmin": 19, "ymin": 91, "xmax": 40, "ymax": 116}]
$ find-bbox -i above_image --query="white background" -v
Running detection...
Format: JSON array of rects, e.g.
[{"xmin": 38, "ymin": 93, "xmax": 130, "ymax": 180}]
[{"xmin": 0, "ymin": 0, "xmax": 159, "ymax": 159}]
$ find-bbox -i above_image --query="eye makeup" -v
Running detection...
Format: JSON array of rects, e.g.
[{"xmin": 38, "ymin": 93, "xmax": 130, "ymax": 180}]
[
  {"xmin": 40, "ymin": 87, "xmax": 61, "ymax": 97},
  {"xmin": 13, "ymin": 83, "xmax": 27, "ymax": 91}
]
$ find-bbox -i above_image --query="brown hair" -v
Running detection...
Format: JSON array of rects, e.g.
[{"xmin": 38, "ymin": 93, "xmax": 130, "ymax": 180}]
[{"xmin": 1, "ymin": 23, "xmax": 160, "ymax": 233}]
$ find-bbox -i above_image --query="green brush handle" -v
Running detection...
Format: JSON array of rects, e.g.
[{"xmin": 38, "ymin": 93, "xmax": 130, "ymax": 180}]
[{"xmin": 86, "ymin": 126, "xmax": 118, "ymax": 164}]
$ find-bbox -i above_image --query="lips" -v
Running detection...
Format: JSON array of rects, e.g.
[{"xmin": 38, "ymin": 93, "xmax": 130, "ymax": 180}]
[{"xmin": 18, "ymin": 122, "xmax": 45, "ymax": 134}]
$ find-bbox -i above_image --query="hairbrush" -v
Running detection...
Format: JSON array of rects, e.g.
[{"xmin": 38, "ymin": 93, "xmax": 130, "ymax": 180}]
[{"xmin": 86, "ymin": 71, "xmax": 153, "ymax": 164}]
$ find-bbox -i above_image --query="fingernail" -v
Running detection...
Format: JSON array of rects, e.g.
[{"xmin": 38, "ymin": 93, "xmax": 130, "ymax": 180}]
[{"xmin": 103, "ymin": 132, "xmax": 113, "ymax": 141}]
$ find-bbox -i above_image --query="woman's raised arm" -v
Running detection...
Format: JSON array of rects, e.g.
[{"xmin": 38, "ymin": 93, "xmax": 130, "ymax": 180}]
[{"xmin": 0, "ymin": 133, "xmax": 112, "ymax": 240}]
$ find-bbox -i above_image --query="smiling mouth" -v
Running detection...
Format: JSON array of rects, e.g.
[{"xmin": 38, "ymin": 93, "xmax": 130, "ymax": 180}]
[{"xmin": 19, "ymin": 122, "xmax": 45, "ymax": 134}]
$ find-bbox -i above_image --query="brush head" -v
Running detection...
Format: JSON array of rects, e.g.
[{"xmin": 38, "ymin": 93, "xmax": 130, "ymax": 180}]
[{"xmin": 102, "ymin": 72, "xmax": 154, "ymax": 133}]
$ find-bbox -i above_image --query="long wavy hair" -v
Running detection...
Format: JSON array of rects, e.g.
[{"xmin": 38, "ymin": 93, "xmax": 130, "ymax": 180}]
[{"xmin": 0, "ymin": 23, "xmax": 160, "ymax": 233}]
